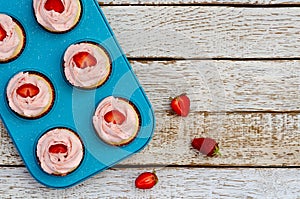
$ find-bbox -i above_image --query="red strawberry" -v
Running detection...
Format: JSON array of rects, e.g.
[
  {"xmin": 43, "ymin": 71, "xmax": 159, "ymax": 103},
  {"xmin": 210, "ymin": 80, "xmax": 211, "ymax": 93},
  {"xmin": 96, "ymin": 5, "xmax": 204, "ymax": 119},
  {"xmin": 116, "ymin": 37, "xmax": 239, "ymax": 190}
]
[
  {"xmin": 44, "ymin": 0, "xmax": 65, "ymax": 13},
  {"xmin": 0, "ymin": 25, "xmax": 7, "ymax": 41},
  {"xmin": 73, "ymin": 52, "xmax": 97, "ymax": 69},
  {"xmin": 135, "ymin": 171, "xmax": 158, "ymax": 189},
  {"xmin": 104, "ymin": 110, "xmax": 126, "ymax": 125},
  {"xmin": 191, "ymin": 138, "xmax": 221, "ymax": 157},
  {"xmin": 49, "ymin": 144, "xmax": 68, "ymax": 154},
  {"xmin": 16, "ymin": 83, "xmax": 40, "ymax": 98},
  {"xmin": 170, "ymin": 94, "xmax": 190, "ymax": 117}
]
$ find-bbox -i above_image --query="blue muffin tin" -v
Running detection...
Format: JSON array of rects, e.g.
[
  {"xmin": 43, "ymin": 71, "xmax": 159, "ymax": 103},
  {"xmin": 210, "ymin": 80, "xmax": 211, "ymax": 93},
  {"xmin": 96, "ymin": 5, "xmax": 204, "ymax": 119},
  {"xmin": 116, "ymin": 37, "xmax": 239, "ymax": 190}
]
[{"xmin": 0, "ymin": 0, "xmax": 155, "ymax": 188}]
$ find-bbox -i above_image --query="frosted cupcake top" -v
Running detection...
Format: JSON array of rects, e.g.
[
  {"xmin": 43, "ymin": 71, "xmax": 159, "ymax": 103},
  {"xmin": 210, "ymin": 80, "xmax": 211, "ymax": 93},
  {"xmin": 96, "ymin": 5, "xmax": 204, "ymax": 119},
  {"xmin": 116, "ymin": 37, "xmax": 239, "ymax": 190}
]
[
  {"xmin": 33, "ymin": 0, "xmax": 81, "ymax": 32},
  {"xmin": 36, "ymin": 128, "xmax": 84, "ymax": 175},
  {"xmin": 6, "ymin": 72, "xmax": 53, "ymax": 118},
  {"xmin": 63, "ymin": 42, "xmax": 111, "ymax": 89},
  {"xmin": 0, "ymin": 14, "xmax": 22, "ymax": 61},
  {"xmin": 93, "ymin": 96, "xmax": 140, "ymax": 145}
]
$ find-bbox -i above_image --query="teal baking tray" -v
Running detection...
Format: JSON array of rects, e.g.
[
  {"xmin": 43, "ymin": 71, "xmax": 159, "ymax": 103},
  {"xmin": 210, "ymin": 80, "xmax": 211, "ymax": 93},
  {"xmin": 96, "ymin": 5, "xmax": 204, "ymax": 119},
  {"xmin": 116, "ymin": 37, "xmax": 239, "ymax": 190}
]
[{"xmin": 0, "ymin": 0, "xmax": 155, "ymax": 188}]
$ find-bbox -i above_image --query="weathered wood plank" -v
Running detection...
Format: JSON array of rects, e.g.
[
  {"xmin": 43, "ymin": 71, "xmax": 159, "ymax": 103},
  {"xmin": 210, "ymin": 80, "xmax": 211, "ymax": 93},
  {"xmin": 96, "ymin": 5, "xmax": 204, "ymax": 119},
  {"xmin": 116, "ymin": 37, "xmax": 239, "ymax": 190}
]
[
  {"xmin": 104, "ymin": 112, "xmax": 300, "ymax": 166},
  {"xmin": 1, "ymin": 112, "xmax": 299, "ymax": 166},
  {"xmin": 98, "ymin": 0, "xmax": 300, "ymax": 5},
  {"xmin": 133, "ymin": 60, "xmax": 300, "ymax": 112},
  {"xmin": 1, "ymin": 60, "xmax": 299, "ymax": 166},
  {"xmin": 0, "ymin": 167, "xmax": 299, "ymax": 198},
  {"xmin": 101, "ymin": 6, "xmax": 300, "ymax": 58}
]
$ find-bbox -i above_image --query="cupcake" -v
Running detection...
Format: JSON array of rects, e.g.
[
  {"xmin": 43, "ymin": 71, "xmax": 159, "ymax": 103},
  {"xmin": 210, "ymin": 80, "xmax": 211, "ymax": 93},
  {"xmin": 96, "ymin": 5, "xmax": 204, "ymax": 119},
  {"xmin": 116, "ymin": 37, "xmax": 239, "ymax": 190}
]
[
  {"xmin": 93, "ymin": 96, "xmax": 140, "ymax": 146},
  {"xmin": 63, "ymin": 42, "xmax": 111, "ymax": 89},
  {"xmin": 6, "ymin": 71, "xmax": 55, "ymax": 119},
  {"xmin": 33, "ymin": 0, "xmax": 82, "ymax": 33},
  {"xmin": 0, "ymin": 14, "xmax": 26, "ymax": 63},
  {"xmin": 36, "ymin": 128, "xmax": 84, "ymax": 176}
]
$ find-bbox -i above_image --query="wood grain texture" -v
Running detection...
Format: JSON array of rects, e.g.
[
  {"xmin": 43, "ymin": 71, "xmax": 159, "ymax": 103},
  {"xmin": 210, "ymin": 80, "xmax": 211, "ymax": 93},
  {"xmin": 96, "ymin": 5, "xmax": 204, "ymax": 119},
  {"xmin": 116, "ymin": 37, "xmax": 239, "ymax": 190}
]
[
  {"xmin": 102, "ymin": 6, "xmax": 300, "ymax": 59},
  {"xmin": 1, "ymin": 1, "xmax": 299, "ymax": 198},
  {"xmin": 1, "ymin": 60, "xmax": 299, "ymax": 166},
  {"xmin": 1, "ymin": 112, "xmax": 299, "ymax": 166},
  {"xmin": 98, "ymin": 0, "xmax": 300, "ymax": 5},
  {"xmin": 0, "ymin": 167, "xmax": 299, "ymax": 198},
  {"xmin": 133, "ymin": 60, "xmax": 300, "ymax": 112}
]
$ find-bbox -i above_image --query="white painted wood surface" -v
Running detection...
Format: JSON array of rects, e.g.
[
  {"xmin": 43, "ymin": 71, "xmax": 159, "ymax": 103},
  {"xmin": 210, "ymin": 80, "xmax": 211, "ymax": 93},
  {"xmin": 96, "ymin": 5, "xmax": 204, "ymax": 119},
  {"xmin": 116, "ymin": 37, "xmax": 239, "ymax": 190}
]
[
  {"xmin": 1, "ymin": 167, "xmax": 299, "ymax": 198},
  {"xmin": 1, "ymin": 2, "xmax": 299, "ymax": 198},
  {"xmin": 1, "ymin": 61, "xmax": 299, "ymax": 166},
  {"xmin": 2, "ymin": 112, "xmax": 299, "ymax": 166},
  {"xmin": 132, "ymin": 61, "xmax": 300, "ymax": 112},
  {"xmin": 102, "ymin": 6, "xmax": 300, "ymax": 59}
]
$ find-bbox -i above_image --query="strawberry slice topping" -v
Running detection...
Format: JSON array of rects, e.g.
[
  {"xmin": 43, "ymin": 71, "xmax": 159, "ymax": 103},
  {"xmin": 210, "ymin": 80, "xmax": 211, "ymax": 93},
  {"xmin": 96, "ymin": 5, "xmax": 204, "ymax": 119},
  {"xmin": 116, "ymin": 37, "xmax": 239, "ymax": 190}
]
[
  {"xmin": 49, "ymin": 144, "xmax": 68, "ymax": 154},
  {"xmin": 16, "ymin": 83, "xmax": 40, "ymax": 98},
  {"xmin": 44, "ymin": 0, "xmax": 65, "ymax": 13},
  {"xmin": 0, "ymin": 25, "xmax": 7, "ymax": 41},
  {"xmin": 104, "ymin": 110, "xmax": 126, "ymax": 125},
  {"xmin": 73, "ymin": 52, "xmax": 97, "ymax": 69}
]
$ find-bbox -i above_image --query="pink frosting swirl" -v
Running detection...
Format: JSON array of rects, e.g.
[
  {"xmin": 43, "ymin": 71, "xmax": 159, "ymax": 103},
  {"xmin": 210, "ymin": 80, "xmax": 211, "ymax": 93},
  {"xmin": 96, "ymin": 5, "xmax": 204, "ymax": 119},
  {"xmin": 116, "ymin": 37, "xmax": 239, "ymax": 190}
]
[
  {"xmin": 0, "ymin": 14, "xmax": 21, "ymax": 61},
  {"xmin": 36, "ymin": 128, "xmax": 84, "ymax": 175},
  {"xmin": 93, "ymin": 96, "xmax": 139, "ymax": 145},
  {"xmin": 33, "ymin": 0, "xmax": 81, "ymax": 32},
  {"xmin": 63, "ymin": 43, "xmax": 111, "ymax": 88},
  {"xmin": 6, "ymin": 72, "xmax": 53, "ymax": 118}
]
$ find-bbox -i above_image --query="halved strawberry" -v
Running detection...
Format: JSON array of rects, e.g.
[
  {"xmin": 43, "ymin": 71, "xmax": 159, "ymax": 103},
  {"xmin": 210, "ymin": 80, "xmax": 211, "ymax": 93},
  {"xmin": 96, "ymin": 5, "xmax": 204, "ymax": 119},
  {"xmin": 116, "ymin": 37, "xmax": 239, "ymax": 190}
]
[
  {"xmin": 49, "ymin": 144, "xmax": 68, "ymax": 154},
  {"xmin": 104, "ymin": 110, "xmax": 126, "ymax": 125},
  {"xmin": 73, "ymin": 52, "xmax": 97, "ymax": 69},
  {"xmin": 16, "ymin": 83, "xmax": 40, "ymax": 98},
  {"xmin": 170, "ymin": 94, "xmax": 190, "ymax": 117},
  {"xmin": 191, "ymin": 137, "xmax": 221, "ymax": 157},
  {"xmin": 44, "ymin": 0, "xmax": 65, "ymax": 13},
  {"xmin": 0, "ymin": 25, "xmax": 7, "ymax": 41}
]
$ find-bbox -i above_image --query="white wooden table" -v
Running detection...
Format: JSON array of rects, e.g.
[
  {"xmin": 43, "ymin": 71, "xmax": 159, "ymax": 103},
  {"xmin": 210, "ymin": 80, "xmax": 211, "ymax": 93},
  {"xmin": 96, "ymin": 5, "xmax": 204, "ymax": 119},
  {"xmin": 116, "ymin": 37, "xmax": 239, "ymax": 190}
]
[{"xmin": 1, "ymin": 0, "xmax": 300, "ymax": 198}]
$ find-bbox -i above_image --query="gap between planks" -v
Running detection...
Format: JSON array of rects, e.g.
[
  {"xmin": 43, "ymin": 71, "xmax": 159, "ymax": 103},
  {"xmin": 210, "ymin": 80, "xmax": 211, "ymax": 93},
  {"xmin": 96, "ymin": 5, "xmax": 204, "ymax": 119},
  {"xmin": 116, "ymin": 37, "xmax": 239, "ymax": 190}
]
[
  {"xmin": 1, "ymin": 164, "xmax": 300, "ymax": 169},
  {"xmin": 97, "ymin": 0, "xmax": 300, "ymax": 6},
  {"xmin": 128, "ymin": 57, "xmax": 300, "ymax": 61},
  {"xmin": 99, "ymin": 3, "xmax": 300, "ymax": 7}
]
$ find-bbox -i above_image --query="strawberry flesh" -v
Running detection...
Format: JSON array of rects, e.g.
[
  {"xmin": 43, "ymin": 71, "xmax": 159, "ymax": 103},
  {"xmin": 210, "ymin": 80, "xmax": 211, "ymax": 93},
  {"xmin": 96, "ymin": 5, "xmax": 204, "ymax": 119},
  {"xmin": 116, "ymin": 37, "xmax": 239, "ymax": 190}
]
[
  {"xmin": 44, "ymin": 0, "xmax": 65, "ymax": 13},
  {"xmin": 73, "ymin": 52, "xmax": 97, "ymax": 69},
  {"xmin": 135, "ymin": 172, "xmax": 158, "ymax": 189},
  {"xmin": 191, "ymin": 137, "xmax": 220, "ymax": 157},
  {"xmin": 49, "ymin": 144, "xmax": 68, "ymax": 154},
  {"xmin": 16, "ymin": 83, "xmax": 40, "ymax": 98},
  {"xmin": 171, "ymin": 94, "xmax": 190, "ymax": 117},
  {"xmin": 0, "ymin": 25, "xmax": 7, "ymax": 41},
  {"xmin": 104, "ymin": 110, "xmax": 126, "ymax": 125}
]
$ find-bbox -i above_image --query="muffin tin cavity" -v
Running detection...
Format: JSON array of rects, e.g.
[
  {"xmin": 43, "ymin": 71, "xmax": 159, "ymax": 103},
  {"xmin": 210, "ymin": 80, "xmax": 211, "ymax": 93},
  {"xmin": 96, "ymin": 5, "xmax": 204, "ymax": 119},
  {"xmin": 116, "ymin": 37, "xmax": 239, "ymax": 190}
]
[
  {"xmin": 0, "ymin": 0, "xmax": 155, "ymax": 189},
  {"xmin": 6, "ymin": 71, "xmax": 55, "ymax": 119},
  {"xmin": 36, "ymin": 127, "xmax": 84, "ymax": 176},
  {"xmin": 0, "ymin": 13, "xmax": 26, "ymax": 63},
  {"xmin": 93, "ymin": 96, "xmax": 141, "ymax": 146},
  {"xmin": 33, "ymin": 0, "xmax": 83, "ymax": 33},
  {"xmin": 63, "ymin": 41, "xmax": 111, "ymax": 89}
]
